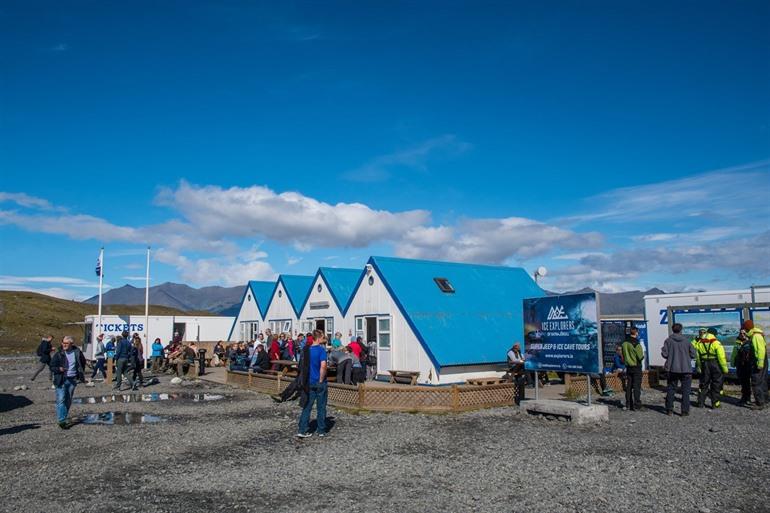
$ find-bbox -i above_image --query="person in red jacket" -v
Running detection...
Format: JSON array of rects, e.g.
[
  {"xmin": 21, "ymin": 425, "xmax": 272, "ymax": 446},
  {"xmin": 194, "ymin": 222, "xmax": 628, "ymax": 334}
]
[
  {"xmin": 269, "ymin": 337, "xmax": 281, "ymax": 369},
  {"xmin": 349, "ymin": 336, "xmax": 364, "ymax": 359}
]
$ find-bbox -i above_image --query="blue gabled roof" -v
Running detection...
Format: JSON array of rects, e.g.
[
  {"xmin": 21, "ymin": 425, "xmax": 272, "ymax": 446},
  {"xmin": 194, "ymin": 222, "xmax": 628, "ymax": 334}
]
[
  {"xmin": 249, "ymin": 281, "xmax": 276, "ymax": 319},
  {"xmin": 274, "ymin": 274, "xmax": 314, "ymax": 317},
  {"xmin": 369, "ymin": 256, "xmax": 546, "ymax": 369},
  {"xmin": 319, "ymin": 267, "xmax": 363, "ymax": 314},
  {"xmin": 226, "ymin": 280, "xmax": 275, "ymax": 341}
]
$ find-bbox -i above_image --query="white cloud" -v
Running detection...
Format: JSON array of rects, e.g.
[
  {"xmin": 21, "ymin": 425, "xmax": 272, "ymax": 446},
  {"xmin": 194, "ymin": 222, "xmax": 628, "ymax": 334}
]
[
  {"xmin": 0, "ymin": 285, "xmax": 88, "ymax": 301},
  {"xmin": 153, "ymin": 248, "xmax": 276, "ymax": 287},
  {"xmin": 287, "ymin": 257, "xmax": 302, "ymax": 266},
  {"xmin": 342, "ymin": 135, "xmax": 471, "ymax": 182},
  {"xmin": 121, "ymin": 276, "xmax": 148, "ymax": 281},
  {"xmin": 157, "ymin": 181, "xmax": 430, "ymax": 249},
  {"xmin": 0, "ymin": 275, "xmax": 102, "ymax": 288},
  {"xmin": 0, "ymin": 192, "xmax": 61, "ymax": 211},
  {"xmin": 567, "ymin": 160, "xmax": 770, "ymax": 225},
  {"xmin": 397, "ymin": 217, "xmax": 603, "ymax": 264}
]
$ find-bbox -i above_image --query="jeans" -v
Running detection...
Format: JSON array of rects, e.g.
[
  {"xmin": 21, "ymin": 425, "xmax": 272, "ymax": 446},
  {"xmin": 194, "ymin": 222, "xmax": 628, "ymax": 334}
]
[
  {"xmin": 114, "ymin": 358, "xmax": 134, "ymax": 389},
  {"xmin": 31, "ymin": 361, "xmax": 51, "ymax": 381},
  {"xmin": 665, "ymin": 372, "xmax": 692, "ymax": 413},
  {"xmin": 56, "ymin": 377, "xmax": 78, "ymax": 422},
  {"xmin": 91, "ymin": 358, "xmax": 107, "ymax": 379},
  {"xmin": 298, "ymin": 382, "xmax": 328, "ymax": 434}
]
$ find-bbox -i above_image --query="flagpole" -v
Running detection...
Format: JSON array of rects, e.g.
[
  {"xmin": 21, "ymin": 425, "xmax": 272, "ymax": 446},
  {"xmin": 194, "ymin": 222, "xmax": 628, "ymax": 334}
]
[
  {"xmin": 144, "ymin": 245, "xmax": 151, "ymax": 369},
  {"xmin": 97, "ymin": 247, "xmax": 104, "ymax": 338}
]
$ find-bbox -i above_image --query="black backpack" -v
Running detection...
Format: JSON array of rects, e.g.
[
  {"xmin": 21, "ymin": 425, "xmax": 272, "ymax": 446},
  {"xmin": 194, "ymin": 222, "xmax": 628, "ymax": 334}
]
[{"xmin": 736, "ymin": 341, "xmax": 754, "ymax": 367}]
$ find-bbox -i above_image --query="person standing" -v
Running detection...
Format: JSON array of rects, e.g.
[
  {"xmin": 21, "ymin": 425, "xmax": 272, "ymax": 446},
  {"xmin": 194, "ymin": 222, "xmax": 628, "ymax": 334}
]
[
  {"xmin": 50, "ymin": 336, "xmax": 86, "ymax": 429},
  {"xmin": 296, "ymin": 330, "xmax": 328, "ymax": 438},
  {"xmin": 113, "ymin": 331, "xmax": 134, "ymax": 391},
  {"xmin": 90, "ymin": 333, "xmax": 107, "ymax": 381},
  {"xmin": 31, "ymin": 335, "xmax": 54, "ymax": 382},
  {"xmin": 130, "ymin": 337, "xmax": 144, "ymax": 390},
  {"xmin": 694, "ymin": 328, "xmax": 728, "ymax": 409},
  {"xmin": 621, "ymin": 327, "xmax": 645, "ymax": 411},
  {"xmin": 150, "ymin": 338, "xmax": 164, "ymax": 373},
  {"xmin": 742, "ymin": 320, "xmax": 767, "ymax": 409},
  {"xmin": 662, "ymin": 323, "xmax": 697, "ymax": 416}
]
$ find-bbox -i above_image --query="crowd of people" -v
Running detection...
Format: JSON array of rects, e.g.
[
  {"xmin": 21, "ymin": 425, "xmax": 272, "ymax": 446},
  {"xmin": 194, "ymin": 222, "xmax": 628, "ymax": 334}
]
[
  {"xmin": 506, "ymin": 320, "xmax": 768, "ymax": 414},
  {"xmin": 223, "ymin": 328, "xmax": 377, "ymax": 385}
]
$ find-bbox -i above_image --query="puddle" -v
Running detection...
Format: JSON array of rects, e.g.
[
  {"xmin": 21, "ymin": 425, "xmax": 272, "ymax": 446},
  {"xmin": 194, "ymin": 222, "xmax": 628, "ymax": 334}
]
[
  {"xmin": 77, "ymin": 412, "xmax": 166, "ymax": 425},
  {"xmin": 72, "ymin": 393, "xmax": 226, "ymax": 404}
]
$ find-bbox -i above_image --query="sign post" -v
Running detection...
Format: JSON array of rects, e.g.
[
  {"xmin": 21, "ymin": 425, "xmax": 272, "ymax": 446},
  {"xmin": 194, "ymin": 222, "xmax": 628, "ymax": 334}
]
[{"xmin": 523, "ymin": 292, "xmax": 602, "ymax": 405}]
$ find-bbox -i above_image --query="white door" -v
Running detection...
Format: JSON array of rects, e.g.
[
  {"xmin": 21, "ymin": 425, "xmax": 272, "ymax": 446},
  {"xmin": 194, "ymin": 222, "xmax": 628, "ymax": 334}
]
[{"xmin": 374, "ymin": 317, "xmax": 391, "ymax": 373}]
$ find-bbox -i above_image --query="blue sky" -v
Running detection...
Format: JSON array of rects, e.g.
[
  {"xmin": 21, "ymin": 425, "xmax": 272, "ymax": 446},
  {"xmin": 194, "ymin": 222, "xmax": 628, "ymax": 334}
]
[{"xmin": 1, "ymin": 1, "xmax": 769, "ymax": 300}]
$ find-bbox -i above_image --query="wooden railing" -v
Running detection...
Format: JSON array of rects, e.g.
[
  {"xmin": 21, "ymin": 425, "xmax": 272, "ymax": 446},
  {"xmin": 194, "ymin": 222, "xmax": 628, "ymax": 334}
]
[{"xmin": 226, "ymin": 370, "xmax": 516, "ymax": 413}]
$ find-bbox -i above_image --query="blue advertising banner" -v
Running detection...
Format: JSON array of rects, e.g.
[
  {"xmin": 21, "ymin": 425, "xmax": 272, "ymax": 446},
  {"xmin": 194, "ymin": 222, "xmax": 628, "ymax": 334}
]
[{"xmin": 523, "ymin": 293, "xmax": 601, "ymax": 374}]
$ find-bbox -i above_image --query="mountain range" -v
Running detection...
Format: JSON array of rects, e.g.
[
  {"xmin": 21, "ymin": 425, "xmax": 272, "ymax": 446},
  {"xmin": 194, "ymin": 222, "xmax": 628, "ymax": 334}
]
[{"xmin": 84, "ymin": 282, "xmax": 666, "ymax": 316}]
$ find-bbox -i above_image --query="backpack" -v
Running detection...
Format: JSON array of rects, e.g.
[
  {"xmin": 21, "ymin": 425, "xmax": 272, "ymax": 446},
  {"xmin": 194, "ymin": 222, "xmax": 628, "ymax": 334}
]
[{"xmin": 736, "ymin": 341, "xmax": 754, "ymax": 367}]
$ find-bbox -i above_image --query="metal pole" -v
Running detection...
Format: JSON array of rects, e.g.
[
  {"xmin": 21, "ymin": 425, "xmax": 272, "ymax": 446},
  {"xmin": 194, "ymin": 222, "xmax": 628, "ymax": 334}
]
[
  {"xmin": 97, "ymin": 247, "xmax": 104, "ymax": 345},
  {"xmin": 587, "ymin": 373, "xmax": 592, "ymax": 406},
  {"xmin": 144, "ymin": 246, "xmax": 150, "ymax": 369},
  {"xmin": 535, "ymin": 371, "xmax": 539, "ymax": 400}
]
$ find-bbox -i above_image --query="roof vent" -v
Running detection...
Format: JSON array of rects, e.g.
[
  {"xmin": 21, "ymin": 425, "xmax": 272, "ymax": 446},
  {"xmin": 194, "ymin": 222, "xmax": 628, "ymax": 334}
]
[{"xmin": 434, "ymin": 277, "xmax": 455, "ymax": 293}]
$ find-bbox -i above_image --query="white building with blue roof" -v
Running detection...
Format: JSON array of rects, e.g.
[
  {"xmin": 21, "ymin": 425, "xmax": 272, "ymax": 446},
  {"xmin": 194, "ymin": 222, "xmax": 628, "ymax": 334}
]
[
  {"xmin": 297, "ymin": 267, "xmax": 363, "ymax": 338},
  {"xmin": 262, "ymin": 275, "xmax": 314, "ymax": 336},
  {"xmin": 227, "ymin": 280, "xmax": 275, "ymax": 342},
  {"xmin": 345, "ymin": 256, "xmax": 545, "ymax": 384}
]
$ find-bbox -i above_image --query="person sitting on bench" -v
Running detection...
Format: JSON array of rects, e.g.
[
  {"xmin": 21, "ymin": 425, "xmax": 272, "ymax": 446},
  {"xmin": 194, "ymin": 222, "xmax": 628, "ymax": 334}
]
[{"xmin": 249, "ymin": 343, "xmax": 270, "ymax": 373}]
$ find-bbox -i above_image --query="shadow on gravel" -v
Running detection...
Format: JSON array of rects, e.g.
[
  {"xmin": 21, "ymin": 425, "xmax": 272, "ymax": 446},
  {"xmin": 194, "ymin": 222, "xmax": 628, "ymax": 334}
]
[
  {"xmin": 0, "ymin": 393, "xmax": 34, "ymax": 413},
  {"xmin": 0, "ymin": 423, "xmax": 40, "ymax": 436},
  {"xmin": 307, "ymin": 416, "xmax": 336, "ymax": 434}
]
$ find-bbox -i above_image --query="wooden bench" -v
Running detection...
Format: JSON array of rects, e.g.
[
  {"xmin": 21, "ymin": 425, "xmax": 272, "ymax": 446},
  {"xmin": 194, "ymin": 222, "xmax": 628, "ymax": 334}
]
[
  {"xmin": 465, "ymin": 377, "xmax": 507, "ymax": 386},
  {"xmin": 388, "ymin": 370, "xmax": 420, "ymax": 385}
]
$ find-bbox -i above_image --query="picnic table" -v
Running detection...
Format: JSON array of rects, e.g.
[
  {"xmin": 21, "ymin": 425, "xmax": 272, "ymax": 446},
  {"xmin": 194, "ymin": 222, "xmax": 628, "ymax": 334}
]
[
  {"xmin": 465, "ymin": 377, "xmax": 507, "ymax": 386},
  {"xmin": 270, "ymin": 360, "xmax": 299, "ymax": 377},
  {"xmin": 388, "ymin": 370, "xmax": 420, "ymax": 385}
]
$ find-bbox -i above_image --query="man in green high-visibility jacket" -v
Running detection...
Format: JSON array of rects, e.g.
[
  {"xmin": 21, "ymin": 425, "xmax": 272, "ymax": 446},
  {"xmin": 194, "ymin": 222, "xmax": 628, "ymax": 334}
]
[
  {"xmin": 695, "ymin": 328, "xmax": 728, "ymax": 409},
  {"xmin": 742, "ymin": 320, "xmax": 767, "ymax": 409},
  {"xmin": 621, "ymin": 327, "xmax": 645, "ymax": 411}
]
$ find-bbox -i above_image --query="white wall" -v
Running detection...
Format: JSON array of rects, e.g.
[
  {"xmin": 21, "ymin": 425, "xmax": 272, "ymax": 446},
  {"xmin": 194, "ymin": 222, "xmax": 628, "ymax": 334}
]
[
  {"xmin": 229, "ymin": 286, "xmax": 264, "ymax": 342},
  {"xmin": 84, "ymin": 315, "xmax": 234, "ymax": 359},
  {"xmin": 644, "ymin": 288, "xmax": 770, "ymax": 367},
  {"xmin": 299, "ymin": 275, "xmax": 346, "ymax": 338},
  {"xmin": 263, "ymin": 281, "xmax": 299, "ymax": 335},
  {"xmin": 345, "ymin": 268, "xmax": 438, "ymax": 384}
]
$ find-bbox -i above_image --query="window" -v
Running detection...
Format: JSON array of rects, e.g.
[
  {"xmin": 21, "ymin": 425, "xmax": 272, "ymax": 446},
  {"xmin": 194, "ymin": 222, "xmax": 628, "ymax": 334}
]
[
  {"xmin": 355, "ymin": 317, "xmax": 364, "ymax": 338},
  {"xmin": 247, "ymin": 294, "xmax": 251, "ymax": 302},
  {"xmin": 317, "ymin": 283, "xmax": 322, "ymax": 293},
  {"xmin": 301, "ymin": 320, "xmax": 313, "ymax": 333},
  {"xmin": 368, "ymin": 276, "xmax": 374, "ymax": 286},
  {"xmin": 282, "ymin": 320, "xmax": 292, "ymax": 333},
  {"xmin": 434, "ymin": 277, "xmax": 455, "ymax": 293},
  {"xmin": 378, "ymin": 317, "xmax": 391, "ymax": 349}
]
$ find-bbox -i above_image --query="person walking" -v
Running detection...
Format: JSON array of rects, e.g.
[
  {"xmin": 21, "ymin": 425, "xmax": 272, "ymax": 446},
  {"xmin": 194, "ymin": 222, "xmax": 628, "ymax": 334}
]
[
  {"xmin": 296, "ymin": 330, "xmax": 328, "ymax": 438},
  {"xmin": 621, "ymin": 327, "xmax": 645, "ymax": 411},
  {"xmin": 695, "ymin": 328, "xmax": 728, "ymax": 409},
  {"xmin": 31, "ymin": 335, "xmax": 54, "ymax": 382},
  {"xmin": 662, "ymin": 323, "xmax": 697, "ymax": 416},
  {"xmin": 90, "ymin": 333, "xmax": 107, "ymax": 381},
  {"xmin": 113, "ymin": 331, "xmax": 134, "ymax": 391},
  {"xmin": 50, "ymin": 336, "xmax": 86, "ymax": 429},
  {"xmin": 742, "ymin": 320, "xmax": 767, "ymax": 409}
]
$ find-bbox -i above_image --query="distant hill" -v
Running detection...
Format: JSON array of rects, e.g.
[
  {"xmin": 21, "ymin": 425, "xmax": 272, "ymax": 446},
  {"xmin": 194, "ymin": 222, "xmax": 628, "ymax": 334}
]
[
  {"xmin": 0, "ymin": 291, "xmax": 210, "ymax": 355},
  {"xmin": 548, "ymin": 287, "xmax": 666, "ymax": 316},
  {"xmin": 84, "ymin": 282, "xmax": 243, "ymax": 313}
]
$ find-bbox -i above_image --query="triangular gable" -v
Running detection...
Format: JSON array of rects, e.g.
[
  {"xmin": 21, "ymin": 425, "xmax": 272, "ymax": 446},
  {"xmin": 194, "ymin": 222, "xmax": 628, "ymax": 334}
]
[
  {"xmin": 370, "ymin": 256, "xmax": 545, "ymax": 368},
  {"xmin": 299, "ymin": 267, "xmax": 363, "ymax": 315},
  {"xmin": 270, "ymin": 275, "xmax": 314, "ymax": 317},
  {"xmin": 249, "ymin": 281, "xmax": 275, "ymax": 319}
]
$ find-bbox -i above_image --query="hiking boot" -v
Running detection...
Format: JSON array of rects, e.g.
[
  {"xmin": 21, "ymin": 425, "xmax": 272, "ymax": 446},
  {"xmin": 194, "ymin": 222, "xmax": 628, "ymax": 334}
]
[
  {"xmin": 316, "ymin": 432, "xmax": 326, "ymax": 438},
  {"xmin": 270, "ymin": 394, "xmax": 282, "ymax": 403},
  {"xmin": 681, "ymin": 411, "xmax": 690, "ymax": 417},
  {"xmin": 295, "ymin": 432, "xmax": 312, "ymax": 438},
  {"xmin": 666, "ymin": 410, "xmax": 673, "ymax": 416},
  {"xmin": 58, "ymin": 421, "xmax": 70, "ymax": 430}
]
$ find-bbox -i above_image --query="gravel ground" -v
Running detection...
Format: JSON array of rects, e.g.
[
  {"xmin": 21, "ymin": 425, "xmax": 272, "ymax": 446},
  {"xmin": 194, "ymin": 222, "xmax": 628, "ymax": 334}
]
[{"xmin": 1, "ymin": 358, "xmax": 768, "ymax": 513}]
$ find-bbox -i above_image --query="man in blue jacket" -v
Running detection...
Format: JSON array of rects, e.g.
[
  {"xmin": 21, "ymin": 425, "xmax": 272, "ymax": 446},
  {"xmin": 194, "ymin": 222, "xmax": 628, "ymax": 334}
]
[
  {"xmin": 50, "ymin": 336, "xmax": 86, "ymax": 429},
  {"xmin": 113, "ymin": 330, "xmax": 134, "ymax": 390}
]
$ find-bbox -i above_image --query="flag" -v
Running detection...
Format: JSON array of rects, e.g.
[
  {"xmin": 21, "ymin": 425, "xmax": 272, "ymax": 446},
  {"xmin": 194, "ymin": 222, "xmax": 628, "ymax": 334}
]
[{"xmin": 95, "ymin": 255, "xmax": 102, "ymax": 277}]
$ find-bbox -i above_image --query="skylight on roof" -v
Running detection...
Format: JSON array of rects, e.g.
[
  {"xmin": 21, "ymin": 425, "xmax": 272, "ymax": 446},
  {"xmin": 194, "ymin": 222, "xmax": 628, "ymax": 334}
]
[{"xmin": 434, "ymin": 277, "xmax": 455, "ymax": 293}]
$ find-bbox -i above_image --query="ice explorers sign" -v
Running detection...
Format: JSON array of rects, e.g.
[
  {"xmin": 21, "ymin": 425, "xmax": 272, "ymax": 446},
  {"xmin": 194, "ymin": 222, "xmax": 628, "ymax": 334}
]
[{"xmin": 523, "ymin": 292, "xmax": 602, "ymax": 374}]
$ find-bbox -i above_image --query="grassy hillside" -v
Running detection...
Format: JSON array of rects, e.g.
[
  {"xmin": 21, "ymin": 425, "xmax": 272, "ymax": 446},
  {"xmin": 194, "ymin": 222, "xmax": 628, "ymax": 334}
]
[{"xmin": 0, "ymin": 291, "xmax": 212, "ymax": 355}]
